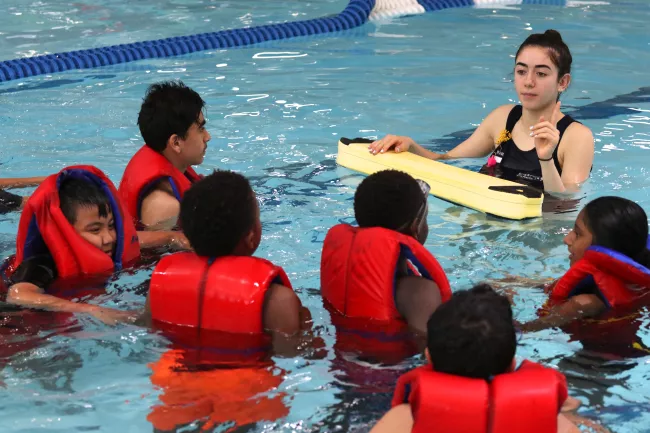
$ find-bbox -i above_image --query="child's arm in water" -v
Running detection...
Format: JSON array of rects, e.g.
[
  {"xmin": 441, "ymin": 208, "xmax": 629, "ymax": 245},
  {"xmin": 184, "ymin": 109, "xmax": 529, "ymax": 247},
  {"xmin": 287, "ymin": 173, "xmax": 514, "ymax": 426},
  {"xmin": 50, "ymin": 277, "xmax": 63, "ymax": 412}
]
[
  {"xmin": 6, "ymin": 255, "xmax": 137, "ymax": 326},
  {"xmin": 137, "ymin": 230, "xmax": 191, "ymax": 251},
  {"xmin": 0, "ymin": 176, "xmax": 48, "ymax": 189},
  {"xmin": 560, "ymin": 397, "xmax": 611, "ymax": 433},
  {"xmin": 263, "ymin": 284, "xmax": 325, "ymax": 358},
  {"xmin": 561, "ymin": 412, "xmax": 611, "ymax": 433},
  {"xmin": 369, "ymin": 404, "xmax": 413, "ymax": 433},
  {"xmin": 488, "ymin": 275, "xmax": 556, "ymax": 292},
  {"xmin": 486, "ymin": 276, "xmax": 556, "ymax": 305},
  {"xmin": 7, "ymin": 282, "xmax": 137, "ymax": 326},
  {"xmin": 520, "ymin": 294, "xmax": 607, "ymax": 332}
]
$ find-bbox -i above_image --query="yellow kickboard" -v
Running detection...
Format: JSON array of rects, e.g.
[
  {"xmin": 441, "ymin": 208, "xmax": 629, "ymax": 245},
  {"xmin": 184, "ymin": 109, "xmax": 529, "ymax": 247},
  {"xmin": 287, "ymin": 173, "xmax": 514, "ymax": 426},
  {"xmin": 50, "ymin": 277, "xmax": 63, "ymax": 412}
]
[{"xmin": 336, "ymin": 137, "xmax": 543, "ymax": 220}]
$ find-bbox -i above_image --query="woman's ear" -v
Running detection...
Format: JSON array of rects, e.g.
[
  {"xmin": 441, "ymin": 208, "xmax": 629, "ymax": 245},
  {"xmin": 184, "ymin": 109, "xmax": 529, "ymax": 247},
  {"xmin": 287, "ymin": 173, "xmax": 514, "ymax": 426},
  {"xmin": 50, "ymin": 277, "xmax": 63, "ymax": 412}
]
[{"xmin": 558, "ymin": 73, "xmax": 571, "ymax": 93}]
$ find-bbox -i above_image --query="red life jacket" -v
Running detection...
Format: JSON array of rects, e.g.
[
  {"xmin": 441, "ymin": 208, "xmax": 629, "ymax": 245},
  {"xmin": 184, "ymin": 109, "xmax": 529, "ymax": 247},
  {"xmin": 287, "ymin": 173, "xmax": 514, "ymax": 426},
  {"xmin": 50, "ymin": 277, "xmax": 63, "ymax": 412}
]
[
  {"xmin": 149, "ymin": 252, "xmax": 292, "ymax": 364},
  {"xmin": 5, "ymin": 165, "xmax": 140, "ymax": 282},
  {"xmin": 118, "ymin": 145, "xmax": 202, "ymax": 224},
  {"xmin": 392, "ymin": 361, "xmax": 568, "ymax": 433},
  {"xmin": 550, "ymin": 246, "xmax": 650, "ymax": 309},
  {"xmin": 148, "ymin": 349, "xmax": 289, "ymax": 432},
  {"xmin": 321, "ymin": 224, "xmax": 451, "ymax": 321},
  {"xmin": 545, "ymin": 244, "xmax": 650, "ymax": 355},
  {"xmin": 148, "ymin": 254, "xmax": 293, "ymax": 429},
  {"xmin": 321, "ymin": 224, "xmax": 451, "ymax": 363}
]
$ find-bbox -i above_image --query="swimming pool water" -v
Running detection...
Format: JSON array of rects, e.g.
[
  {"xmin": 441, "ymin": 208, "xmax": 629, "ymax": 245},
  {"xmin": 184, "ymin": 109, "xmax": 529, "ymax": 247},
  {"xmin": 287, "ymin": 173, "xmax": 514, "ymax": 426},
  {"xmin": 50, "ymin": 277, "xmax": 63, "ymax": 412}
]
[
  {"xmin": 0, "ymin": 0, "xmax": 347, "ymax": 60},
  {"xmin": 1, "ymin": 1, "xmax": 650, "ymax": 432}
]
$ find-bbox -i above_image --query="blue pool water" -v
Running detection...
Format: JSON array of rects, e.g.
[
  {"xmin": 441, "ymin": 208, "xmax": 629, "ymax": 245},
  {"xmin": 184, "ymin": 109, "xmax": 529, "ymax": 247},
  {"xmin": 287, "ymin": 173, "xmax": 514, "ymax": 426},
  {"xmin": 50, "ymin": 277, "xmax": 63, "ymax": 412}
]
[{"xmin": 1, "ymin": 0, "xmax": 650, "ymax": 432}]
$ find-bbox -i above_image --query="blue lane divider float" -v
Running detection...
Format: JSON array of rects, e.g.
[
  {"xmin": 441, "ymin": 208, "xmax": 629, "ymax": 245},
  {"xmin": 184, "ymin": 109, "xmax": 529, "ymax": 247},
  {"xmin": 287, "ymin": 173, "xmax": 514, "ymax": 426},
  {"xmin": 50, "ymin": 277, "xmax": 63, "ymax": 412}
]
[
  {"xmin": 0, "ymin": 0, "xmax": 567, "ymax": 83},
  {"xmin": 418, "ymin": 0, "xmax": 566, "ymax": 10}
]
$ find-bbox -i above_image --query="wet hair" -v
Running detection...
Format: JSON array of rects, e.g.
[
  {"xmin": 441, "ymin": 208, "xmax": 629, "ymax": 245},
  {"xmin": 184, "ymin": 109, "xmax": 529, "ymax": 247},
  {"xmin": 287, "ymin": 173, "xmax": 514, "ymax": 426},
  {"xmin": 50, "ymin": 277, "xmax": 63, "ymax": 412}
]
[
  {"xmin": 180, "ymin": 170, "xmax": 256, "ymax": 257},
  {"xmin": 137, "ymin": 80, "xmax": 206, "ymax": 153},
  {"xmin": 582, "ymin": 196, "xmax": 650, "ymax": 267},
  {"xmin": 59, "ymin": 177, "xmax": 111, "ymax": 225},
  {"xmin": 354, "ymin": 170, "xmax": 423, "ymax": 232},
  {"xmin": 427, "ymin": 284, "xmax": 517, "ymax": 380},
  {"xmin": 516, "ymin": 29, "xmax": 572, "ymax": 79}
]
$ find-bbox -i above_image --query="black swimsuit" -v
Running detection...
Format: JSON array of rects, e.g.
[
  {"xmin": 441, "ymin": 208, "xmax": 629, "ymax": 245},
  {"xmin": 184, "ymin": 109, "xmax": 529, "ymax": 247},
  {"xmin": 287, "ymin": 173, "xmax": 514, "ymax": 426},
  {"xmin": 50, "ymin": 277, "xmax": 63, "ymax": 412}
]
[{"xmin": 479, "ymin": 105, "xmax": 578, "ymax": 190}]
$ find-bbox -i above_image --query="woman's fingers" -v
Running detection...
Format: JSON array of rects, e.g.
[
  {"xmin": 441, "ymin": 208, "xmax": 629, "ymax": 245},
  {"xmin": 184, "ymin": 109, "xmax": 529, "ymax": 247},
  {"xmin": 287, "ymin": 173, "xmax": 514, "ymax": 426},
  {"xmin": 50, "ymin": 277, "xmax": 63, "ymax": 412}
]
[
  {"xmin": 532, "ymin": 132, "xmax": 558, "ymax": 141},
  {"xmin": 369, "ymin": 135, "xmax": 399, "ymax": 154},
  {"xmin": 530, "ymin": 126, "xmax": 559, "ymax": 138},
  {"xmin": 530, "ymin": 121, "xmax": 556, "ymax": 133}
]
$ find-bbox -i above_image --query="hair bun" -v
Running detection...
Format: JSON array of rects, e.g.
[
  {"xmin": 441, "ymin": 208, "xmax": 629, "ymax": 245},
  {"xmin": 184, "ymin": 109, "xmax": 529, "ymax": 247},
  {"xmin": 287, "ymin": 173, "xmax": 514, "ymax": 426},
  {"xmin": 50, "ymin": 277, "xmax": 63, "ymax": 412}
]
[{"xmin": 544, "ymin": 29, "xmax": 564, "ymax": 43}]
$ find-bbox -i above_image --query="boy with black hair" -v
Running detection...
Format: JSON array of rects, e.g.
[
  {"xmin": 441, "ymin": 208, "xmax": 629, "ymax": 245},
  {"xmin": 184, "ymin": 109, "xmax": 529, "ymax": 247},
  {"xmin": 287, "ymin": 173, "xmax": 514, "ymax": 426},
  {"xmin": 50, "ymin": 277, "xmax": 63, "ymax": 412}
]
[
  {"xmin": 142, "ymin": 170, "xmax": 309, "ymax": 344},
  {"xmin": 143, "ymin": 170, "xmax": 313, "ymax": 431},
  {"xmin": 119, "ymin": 80, "xmax": 211, "ymax": 230},
  {"xmin": 353, "ymin": 169, "xmax": 430, "ymax": 241},
  {"xmin": 321, "ymin": 169, "xmax": 449, "ymax": 345},
  {"xmin": 371, "ymin": 284, "xmax": 605, "ymax": 433},
  {"xmin": 5, "ymin": 167, "xmax": 189, "ymax": 325}
]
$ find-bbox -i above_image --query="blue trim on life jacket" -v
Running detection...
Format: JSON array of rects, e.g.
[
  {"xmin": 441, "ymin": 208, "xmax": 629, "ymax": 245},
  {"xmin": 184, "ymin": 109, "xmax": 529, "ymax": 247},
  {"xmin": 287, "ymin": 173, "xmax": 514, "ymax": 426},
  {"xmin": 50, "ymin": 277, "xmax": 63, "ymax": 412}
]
[
  {"xmin": 588, "ymin": 242, "xmax": 650, "ymax": 277},
  {"xmin": 393, "ymin": 244, "xmax": 433, "ymax": 316},
  {"xmin": 567, "ymin": 274, "xmax": 610, "ymax": 309},
  {"xmin": 400, "ymin": 245, "xmax": 432, "ymax": 280},
  {"xmin": 566, "ymin": 236, "xmax": 650, "ymax": 308},
  {"xmin": 393, "ymin": 248, "xmax": 401, "ymax": 305},
  {"xmin": 403, "ymin": 383, "xmax": 412, "ymax": 404},
  {"xmin": 23, "ymin": 215, "xmax": 48, "ymax": 260},
  {"xmin": 168, "ymin": 177, "xmax": 182, "ymax": 202},
  {"xmin": 56, "ymin": 169, "xmax": 125, "ymax": 271}
]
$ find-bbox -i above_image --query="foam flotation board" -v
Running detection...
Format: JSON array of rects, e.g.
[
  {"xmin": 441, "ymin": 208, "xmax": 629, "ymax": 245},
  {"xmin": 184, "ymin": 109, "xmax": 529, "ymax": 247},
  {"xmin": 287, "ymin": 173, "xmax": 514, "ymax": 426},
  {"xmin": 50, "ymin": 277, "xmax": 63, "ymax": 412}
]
[{"xmin": 336, "ymin": 137, "xmax": 543, "ymax": 220}]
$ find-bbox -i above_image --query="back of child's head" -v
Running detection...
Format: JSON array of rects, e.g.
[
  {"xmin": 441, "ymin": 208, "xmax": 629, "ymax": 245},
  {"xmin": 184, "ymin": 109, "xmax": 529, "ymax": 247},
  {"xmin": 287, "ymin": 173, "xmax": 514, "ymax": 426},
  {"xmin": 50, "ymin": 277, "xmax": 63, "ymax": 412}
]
[
  {"xmin": 427, "ymin": 284, "xmax": 516, "ymax": 380},
  {"xmin": 180, "ymin": 170, "xmax": 257, "ymax": 257},
  {"xmin": 59, "ymin": 177, "xmax": 111, "ymax": 225},
  {"xmin": 354, "ymin": 170, "xmax": 424, "ymax": 231}
]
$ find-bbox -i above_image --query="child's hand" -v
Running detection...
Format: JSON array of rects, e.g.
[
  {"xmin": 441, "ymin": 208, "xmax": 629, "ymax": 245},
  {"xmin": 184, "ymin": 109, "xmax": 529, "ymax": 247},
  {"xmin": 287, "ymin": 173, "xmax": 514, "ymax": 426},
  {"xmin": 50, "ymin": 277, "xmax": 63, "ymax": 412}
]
[
  {"xmin": 89, "ymin": 306, "xmax": 139, "ymax": 326},
  {"xmin": 561, "ymin": 396, "xmax": 582, "ymax": 413},
  {"xmin": 171, "ymin": 233, "xmax": 192, "ymax": 251}
]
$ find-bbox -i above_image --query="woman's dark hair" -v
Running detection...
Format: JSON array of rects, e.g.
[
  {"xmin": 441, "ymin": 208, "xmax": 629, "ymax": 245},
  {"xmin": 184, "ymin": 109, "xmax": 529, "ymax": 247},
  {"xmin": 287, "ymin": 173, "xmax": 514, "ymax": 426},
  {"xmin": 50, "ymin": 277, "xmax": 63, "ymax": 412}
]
[
  {"xmin": 515, "ymin": 29, "xmax": 572, "ymax": 80},
  {"xmin": 583, "ymin": 196, "xmax": 650, "ymax": 267}
]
